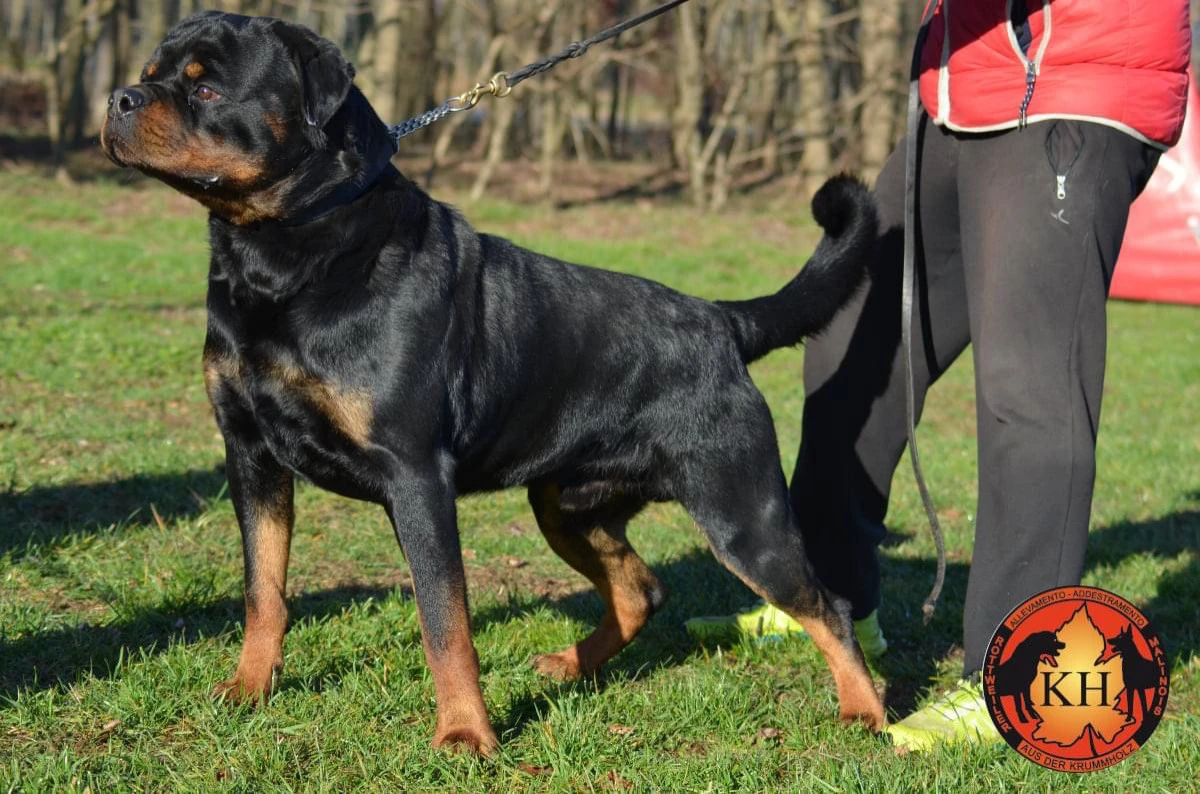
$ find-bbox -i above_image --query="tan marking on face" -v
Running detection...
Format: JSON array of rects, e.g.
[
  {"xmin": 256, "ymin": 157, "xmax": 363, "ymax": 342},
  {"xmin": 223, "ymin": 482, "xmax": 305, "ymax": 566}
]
[
  {"xmin": 131, "ymin": 101, "xmax": 264, "ymax": 181},
  {"xmin": 118, "ymin": 100, "xmax": 282, "ymax": 224},
  {"xmin": 144, "ymin": 62, "xmax": 159, "ymax": 78},
  {"xmin": 271, "ymin": 364, "xmax": 374, "ymax": 447},
  {"xmin": 264, "ymin": 113, "xmax": 288, "ymax": 144},
  {"xmin": 185, "ymin": 61, "xmax": 206, "ymax": 80}
]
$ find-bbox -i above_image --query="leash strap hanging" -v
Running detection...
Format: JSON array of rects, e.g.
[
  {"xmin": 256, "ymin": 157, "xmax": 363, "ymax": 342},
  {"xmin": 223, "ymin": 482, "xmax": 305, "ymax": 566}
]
[
  {"xmin": 903, "ymin": 1, "xmax": 945, "ymax": 623},
  {"xmin": 387, "ymin": 0, "xmax": 694, "ymax": 146}
]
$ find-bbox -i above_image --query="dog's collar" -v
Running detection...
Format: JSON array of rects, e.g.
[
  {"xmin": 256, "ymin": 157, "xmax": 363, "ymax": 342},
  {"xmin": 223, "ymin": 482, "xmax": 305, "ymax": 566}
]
[{"xmin": 279, "ymin": 149, "xmax": 397, "ymax": 227}]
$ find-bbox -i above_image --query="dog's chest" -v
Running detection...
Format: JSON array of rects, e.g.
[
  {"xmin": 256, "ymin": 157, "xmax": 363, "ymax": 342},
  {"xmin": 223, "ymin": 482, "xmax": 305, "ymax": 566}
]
[{"xmin": 204, "ymin": 347, "xmax": 378, "ymax": 488}]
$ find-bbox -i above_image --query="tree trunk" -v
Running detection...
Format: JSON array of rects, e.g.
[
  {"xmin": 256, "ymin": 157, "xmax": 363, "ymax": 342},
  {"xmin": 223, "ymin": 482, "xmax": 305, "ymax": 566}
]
[
  {"xmin": 670, "ymin": 1, "xmax": 702, "ymax": 171},
  {"xmin": 538, "ymin": 90, "xmax": 567, "ymax": 202},
  {"xmin": 470, "ymin": 97, "xmax": 516, "ymax": 201},
  {"xmin": 145, "ymin": 0, "xmax": 170, "ymax": 48},
  {"xmin": 859, "ymin": 0, "xmax": 901, "ymax": 179},
  {"xmin": 4, "ymin": 0, "xmax": 30, "ymax": 72},
  {"xmin": 364, "ymin": 0, "xmax": 438, "ymax": 128},
  {"xmin": 110, "ymin": 0, "xmax": 131, "ymax": 90},
  {"xmin": 796, "ymin": 0, "xmax": 832, "ymax": 197}
]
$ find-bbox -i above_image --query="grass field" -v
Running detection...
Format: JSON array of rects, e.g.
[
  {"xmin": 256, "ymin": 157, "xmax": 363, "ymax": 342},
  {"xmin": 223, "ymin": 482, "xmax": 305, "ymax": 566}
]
[{"xmin": 1, "ymin": 162, "xmax": 1198, "ymax": 792}]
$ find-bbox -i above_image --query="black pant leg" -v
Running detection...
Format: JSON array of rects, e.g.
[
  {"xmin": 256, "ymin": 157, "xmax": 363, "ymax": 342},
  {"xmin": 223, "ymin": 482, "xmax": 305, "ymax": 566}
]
[
  {"xmin": 955, "ymin": 121, "xmax": 1160, "ymax": 673},
  {"xmin": 793, "ymin": 117, "xmax": 970, "ymax": 619}
]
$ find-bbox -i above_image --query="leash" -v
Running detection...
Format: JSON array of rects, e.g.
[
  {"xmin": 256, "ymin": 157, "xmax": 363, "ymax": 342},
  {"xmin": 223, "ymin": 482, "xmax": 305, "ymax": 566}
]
[
  {"xmin": 904, "ymin": 1, "xmax": 945, "ymax": 623},
  {"xmin": 386, "ymin": 0, "xmax": 694, "ymax": 146}
]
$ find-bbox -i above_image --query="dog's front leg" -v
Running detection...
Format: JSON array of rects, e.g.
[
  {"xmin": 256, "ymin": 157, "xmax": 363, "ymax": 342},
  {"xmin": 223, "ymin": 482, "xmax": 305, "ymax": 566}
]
[
  {"xmin": 212, "ymin": 434, "xmax": 295, "ymax": 705},
  {"xmin": 387, "ymin": 464, "xmax": 497, "ymax": 755}
]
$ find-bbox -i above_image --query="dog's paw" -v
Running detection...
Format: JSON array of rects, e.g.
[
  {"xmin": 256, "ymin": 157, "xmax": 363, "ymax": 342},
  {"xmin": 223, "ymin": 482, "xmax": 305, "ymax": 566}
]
[
  {"xmin": 532, "ymin": 650, "xmax": 588, "ymax": 681},
  {"xmin": 211, "ymin": 664, "xmax": 279, "ymax": 705},
  {"xmin": 432, "ymin": 725, "xmax": 499, "ymax": 756},
  {"xmin": 839, "ymin": 703, "xmax": 886, "ymax": 733}
]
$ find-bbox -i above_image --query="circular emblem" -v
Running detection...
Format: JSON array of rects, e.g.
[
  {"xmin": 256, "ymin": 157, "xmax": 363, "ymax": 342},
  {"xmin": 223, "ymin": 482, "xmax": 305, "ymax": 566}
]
[{"xmin": 982, "ymin": 586, "xmax": 1169, "ymax": 772}]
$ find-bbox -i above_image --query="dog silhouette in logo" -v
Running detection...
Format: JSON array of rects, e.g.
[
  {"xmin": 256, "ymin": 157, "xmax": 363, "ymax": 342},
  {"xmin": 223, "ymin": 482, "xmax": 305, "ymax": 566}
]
[
  {"xmin": 1107, "ymin": 626, "xmax": 1160, "ymax": 719},
  {"xmin": 995, "ymin": 631, "xmax": 1067, "ymax": 722}
]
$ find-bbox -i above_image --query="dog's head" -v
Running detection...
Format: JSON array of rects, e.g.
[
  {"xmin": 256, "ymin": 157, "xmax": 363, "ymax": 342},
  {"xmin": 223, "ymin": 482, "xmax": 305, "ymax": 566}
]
[
  {"xmin": 1107, "ymin": 625, "xmax": 1135, "ymax": 654},
  {"xmin": 1026, "ymin": 631, "xmax": 1067, "ymax": 666},
  {"xmin": 101, "ymin": 12, "xmax": 393, "ymax": 225}
]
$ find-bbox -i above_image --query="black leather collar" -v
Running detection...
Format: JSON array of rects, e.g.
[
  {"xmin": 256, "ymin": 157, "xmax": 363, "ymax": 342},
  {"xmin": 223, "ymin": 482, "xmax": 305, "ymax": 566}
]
[{"xmin": 278, "ymin": 145, "xmax": 398, "ymax": 227}]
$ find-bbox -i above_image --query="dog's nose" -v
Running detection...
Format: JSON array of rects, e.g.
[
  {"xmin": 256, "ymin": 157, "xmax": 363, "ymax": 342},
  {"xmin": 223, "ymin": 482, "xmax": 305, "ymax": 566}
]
[{"xmin": 108, "ymin": 87, "xmax": 146, "ymax": 117}]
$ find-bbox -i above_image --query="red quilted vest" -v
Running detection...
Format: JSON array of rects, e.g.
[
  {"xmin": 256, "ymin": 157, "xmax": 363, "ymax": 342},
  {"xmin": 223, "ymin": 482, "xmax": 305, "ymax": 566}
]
[{"xmin": 918, "ymin": 0, "xmax": 1191, "ymax": 148}]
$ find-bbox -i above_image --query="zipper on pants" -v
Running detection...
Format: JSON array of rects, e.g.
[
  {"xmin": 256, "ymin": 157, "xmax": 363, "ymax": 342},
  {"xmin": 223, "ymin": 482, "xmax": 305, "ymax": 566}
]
[{"xmin": 1045, "ymin": 122, "xmax": 1084, "ymax": 201}]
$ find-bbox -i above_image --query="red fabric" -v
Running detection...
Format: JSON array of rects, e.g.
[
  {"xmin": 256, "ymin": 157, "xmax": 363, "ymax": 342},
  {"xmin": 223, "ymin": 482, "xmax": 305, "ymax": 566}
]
[
  {"xmin": 1111, "ymin": 72, "xmax": 1200, "ymax": 306},
  {"xmin": 918, "ymin": 1, "xmax": 1190, "ymax": 147}
]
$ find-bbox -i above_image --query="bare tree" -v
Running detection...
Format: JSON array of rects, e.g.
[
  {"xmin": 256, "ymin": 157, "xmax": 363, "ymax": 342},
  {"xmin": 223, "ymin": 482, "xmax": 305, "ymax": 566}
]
[
  {"xmin": 359, "ymin": 0, "xmax": 438, "ymax": 126},
  {"xmin": 0, "ymin": 0, "xmax": 950, "ymax": 208},
  {"xmin": 858, "ymin": 0, "xmax": 901, "ymax": 179}
]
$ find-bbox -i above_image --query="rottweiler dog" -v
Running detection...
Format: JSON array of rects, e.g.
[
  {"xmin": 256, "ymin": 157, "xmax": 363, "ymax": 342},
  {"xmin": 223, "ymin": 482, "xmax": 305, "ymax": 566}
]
[
  {"xmin": 993, "ymin": 631, "xmax": 1066, "ymax": 722},
  {"xmin": 101, "ymin": 11, "xmax": 883, "ymax": 753}
]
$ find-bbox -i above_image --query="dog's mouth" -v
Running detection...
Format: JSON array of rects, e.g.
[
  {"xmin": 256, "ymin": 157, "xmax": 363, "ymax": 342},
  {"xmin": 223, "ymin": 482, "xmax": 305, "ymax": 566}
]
[
  {"xmin": 1039, "ymin": 642, "xmax": 1066, "ymax": 666},
  {"xmin": 101, "ymin": 122, "xmax": 254, "ymax": 193},
  {"xmin": 99, "ymin": 121, "xmax": 127, "ymax": 167}
]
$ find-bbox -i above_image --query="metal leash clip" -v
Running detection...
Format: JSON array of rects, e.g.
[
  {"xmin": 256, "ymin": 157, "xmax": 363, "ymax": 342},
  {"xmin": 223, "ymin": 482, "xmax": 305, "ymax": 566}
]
[{"xmin": 447, "ymin": 72, "xmax": 512, "ymax": 113}]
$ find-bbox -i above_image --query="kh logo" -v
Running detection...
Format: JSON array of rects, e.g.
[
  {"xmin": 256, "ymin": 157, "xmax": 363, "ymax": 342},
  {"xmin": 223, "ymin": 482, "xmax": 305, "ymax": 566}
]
[{"xmin": 982, "ymin": 586, "xmax": 1169, "ymax": 773}]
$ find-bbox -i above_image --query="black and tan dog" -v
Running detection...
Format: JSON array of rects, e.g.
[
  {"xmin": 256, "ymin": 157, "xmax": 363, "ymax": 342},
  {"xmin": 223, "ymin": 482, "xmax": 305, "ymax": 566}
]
[
  {"xmin": 101, "ymin": 11, "xmax": 883, "ymax": 753},
  {"xmin": 993, "ymin": 631, "xmax": 1066, "ymax": 723}
]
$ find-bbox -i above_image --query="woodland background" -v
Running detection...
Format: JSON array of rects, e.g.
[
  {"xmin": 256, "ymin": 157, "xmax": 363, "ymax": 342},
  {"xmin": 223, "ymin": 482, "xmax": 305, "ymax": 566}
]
[{"xmin": 2, "ymin": 1, "xmax": 1200, "ymax": 209}]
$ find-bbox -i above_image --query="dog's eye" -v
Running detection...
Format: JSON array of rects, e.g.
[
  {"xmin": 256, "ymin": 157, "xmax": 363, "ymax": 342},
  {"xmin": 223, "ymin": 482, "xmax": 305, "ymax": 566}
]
[{"xmin": 194, "ymin": 85, "xmax": 220, "ymax": 102}]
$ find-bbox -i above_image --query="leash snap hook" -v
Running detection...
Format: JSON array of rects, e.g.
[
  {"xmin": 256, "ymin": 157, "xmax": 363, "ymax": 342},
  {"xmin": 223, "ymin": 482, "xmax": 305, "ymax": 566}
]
[
  {"xmin": 488, "ymin": 71, "xmax": 512, "ymax": 98},
  {"xmin": 447, "ymin": 71, "xmax": 512, "ymax": 113}
]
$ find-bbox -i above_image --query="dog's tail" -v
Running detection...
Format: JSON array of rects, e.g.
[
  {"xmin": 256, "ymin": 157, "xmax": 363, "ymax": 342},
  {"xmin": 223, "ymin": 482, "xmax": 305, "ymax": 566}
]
[{"xmin": 720, "ymin": 175, "xmax": 876, "ymax": 364}]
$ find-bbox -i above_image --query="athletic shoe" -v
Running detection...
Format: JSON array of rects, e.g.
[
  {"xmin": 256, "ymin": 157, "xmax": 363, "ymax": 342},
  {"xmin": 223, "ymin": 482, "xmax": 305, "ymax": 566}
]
[
  {"xmin": 885, "ymin": 678, "xmax": 1001, "ymax": 753},
  {"xmin": 685, "ymin": 602, "xmax": 888, "ymax": 660}
]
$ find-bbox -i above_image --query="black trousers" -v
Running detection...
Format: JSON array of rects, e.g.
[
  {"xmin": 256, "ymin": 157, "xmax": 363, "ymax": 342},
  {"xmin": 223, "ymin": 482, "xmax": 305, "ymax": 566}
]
[{"xmin": 791, "ymin": 115, "xmax": 1160, "ymax": 674}]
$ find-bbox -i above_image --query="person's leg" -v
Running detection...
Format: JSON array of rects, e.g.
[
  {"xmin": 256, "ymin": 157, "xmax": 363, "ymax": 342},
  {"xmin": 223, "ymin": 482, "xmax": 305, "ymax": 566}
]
[
  {"xmin": 792, "ymin": 116, "xmax": 970, "ymax": 621},
  {"xmin": 956, "ymin": 122, "xmax": 1161, "ymax": 675},
  {"xmin": 886, "ymin": 123, "xmax": 1160, "ymax": 753}
]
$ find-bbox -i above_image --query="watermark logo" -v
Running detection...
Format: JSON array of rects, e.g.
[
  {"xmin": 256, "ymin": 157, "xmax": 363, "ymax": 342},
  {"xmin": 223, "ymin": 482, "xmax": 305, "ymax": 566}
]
[{"xmin": 982, "ymin": 586, "xmax": 1169, "ymax": 772}]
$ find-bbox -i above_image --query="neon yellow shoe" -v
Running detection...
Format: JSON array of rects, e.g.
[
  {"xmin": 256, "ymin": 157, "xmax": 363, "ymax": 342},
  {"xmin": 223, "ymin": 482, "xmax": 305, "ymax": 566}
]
[
  {"xmin": 685, "ymin": 602, "xmax": 805, "ymax": 644},
  {"xmin": 685, "ymin": 602, "xmax": 888, "ymax": 660},
  {"xmin": 885, "ymin": 679, "xmax": 1001, "ymax": 753},
  {"xmin": 852, "ymin": 610, "xmax": 888, "ymax": 660}
]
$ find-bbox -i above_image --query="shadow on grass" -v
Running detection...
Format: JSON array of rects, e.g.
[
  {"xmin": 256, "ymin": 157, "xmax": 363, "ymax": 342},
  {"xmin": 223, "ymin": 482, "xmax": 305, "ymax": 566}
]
[
  {"xmin": 1090, "ymin": 507, "xmax": 1200, "ymax": 667},
  {"xmin": 0, "ymin": 583, "xmax": 399, "ymax": 701},
  {"xmin": 0, "ymin": 467, "xmax": 227, "ymax": 560},
  {"xmin": 2, "ymin": 472, "xmax": 1195, "ymax": 738},
  {"xmin": 871, "ymin": 506, "xmax": 1200, "ymax": 714}
]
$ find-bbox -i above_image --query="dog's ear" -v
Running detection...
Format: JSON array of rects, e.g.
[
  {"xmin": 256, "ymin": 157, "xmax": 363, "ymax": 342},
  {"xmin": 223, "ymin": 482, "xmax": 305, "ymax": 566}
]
[{"xmin": 271, "ymin": 20, "xmax": 356, "ymax": 129}]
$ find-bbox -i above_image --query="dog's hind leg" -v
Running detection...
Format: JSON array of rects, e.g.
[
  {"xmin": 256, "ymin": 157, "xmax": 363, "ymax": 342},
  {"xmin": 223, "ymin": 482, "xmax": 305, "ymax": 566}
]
[
  {"xmin": 527, "ymin": 483, "xmax": 666, "ymax": 680},
  {"xmin": 671, "ymin": 425, "xmax": 885, "ymax": 730}
]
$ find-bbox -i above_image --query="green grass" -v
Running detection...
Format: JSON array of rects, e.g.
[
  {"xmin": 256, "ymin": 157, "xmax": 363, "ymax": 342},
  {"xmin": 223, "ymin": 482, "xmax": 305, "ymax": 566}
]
[{"xmin": 1, "ymin": 165, "xmax": 1197, "ymax": 792}]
